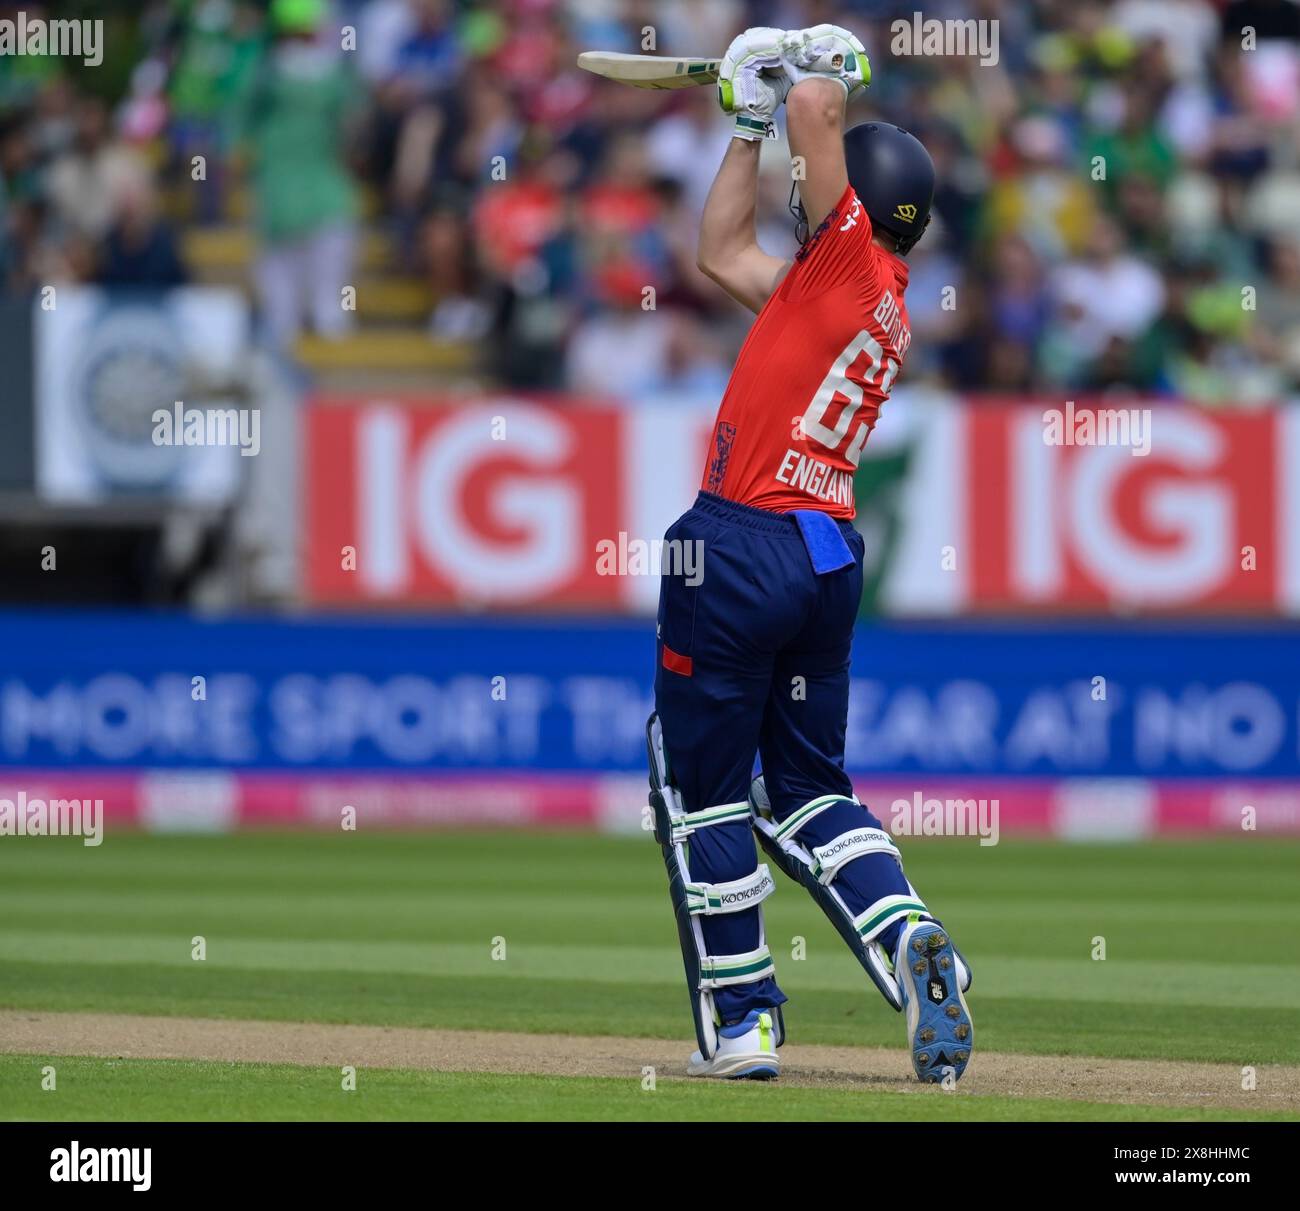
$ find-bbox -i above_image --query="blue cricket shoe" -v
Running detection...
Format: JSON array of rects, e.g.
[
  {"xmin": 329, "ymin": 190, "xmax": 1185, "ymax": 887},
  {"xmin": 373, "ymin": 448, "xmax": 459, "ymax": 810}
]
[{"xmin": 896, "ymin": 918, "xmax": 974, "ymax": 1083}]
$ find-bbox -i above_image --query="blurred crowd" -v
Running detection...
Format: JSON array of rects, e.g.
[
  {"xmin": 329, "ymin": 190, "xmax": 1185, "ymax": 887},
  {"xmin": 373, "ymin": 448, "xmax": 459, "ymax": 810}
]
[{"xmin": 1, "ymin": 0, "xmax": 1299, "ymax": 402}]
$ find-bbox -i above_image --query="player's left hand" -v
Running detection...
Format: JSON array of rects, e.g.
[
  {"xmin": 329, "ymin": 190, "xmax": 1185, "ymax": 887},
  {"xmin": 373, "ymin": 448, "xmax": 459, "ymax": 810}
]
[
  {"xmin": 780, "ymin": 24, "xmax": 871, "ymax": 96},
  {"xmin": 718, "ymin": 27, "xmax": 790, "ymax": 141}
]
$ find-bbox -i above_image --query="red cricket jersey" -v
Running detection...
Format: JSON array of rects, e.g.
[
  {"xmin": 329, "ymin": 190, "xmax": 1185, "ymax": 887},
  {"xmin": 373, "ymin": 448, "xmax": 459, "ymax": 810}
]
[{"xmin": 700, "ymin": 184, "xmax": 912, "ymax": 519}]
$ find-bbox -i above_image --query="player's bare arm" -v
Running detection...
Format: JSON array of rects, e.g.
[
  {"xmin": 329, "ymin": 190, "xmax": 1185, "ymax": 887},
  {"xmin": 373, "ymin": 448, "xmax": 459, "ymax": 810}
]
[
  {"xmin": 694, "ymin": 27, "xmax": 792, "ymax": 313},
  {"xmin": 786, "ymin": 77, "xmax": 850, "ymax": 234},
  {"xmin": 696, "ymin": 138, "xmax": 788, "ymax": 315},
  {"xmin": 697, "ymin": 24, "xmax": 871, "ymax": 314}
]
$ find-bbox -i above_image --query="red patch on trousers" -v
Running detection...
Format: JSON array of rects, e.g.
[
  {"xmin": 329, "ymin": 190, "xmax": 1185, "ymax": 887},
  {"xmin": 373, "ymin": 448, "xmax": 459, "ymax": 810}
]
[{"xmin": 661, "ymin": 644, "xmax": 693, "ymax": 676}]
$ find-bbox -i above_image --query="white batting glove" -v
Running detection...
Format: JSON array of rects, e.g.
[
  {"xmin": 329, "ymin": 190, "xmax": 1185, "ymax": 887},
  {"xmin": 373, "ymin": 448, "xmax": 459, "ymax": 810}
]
[
  {"xmin": 780, "ymin": 24, "xmax": 871, "ymax": 97},
  {"xmin": 717, "ymin": 26, "xmax": 790, "ymax": 141}
]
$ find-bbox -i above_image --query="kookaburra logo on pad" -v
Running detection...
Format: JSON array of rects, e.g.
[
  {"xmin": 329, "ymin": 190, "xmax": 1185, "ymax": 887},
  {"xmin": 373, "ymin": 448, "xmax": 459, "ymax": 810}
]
[{"xmin": 893, "ymin": 203, "xmax": 918, "ymax": 224}]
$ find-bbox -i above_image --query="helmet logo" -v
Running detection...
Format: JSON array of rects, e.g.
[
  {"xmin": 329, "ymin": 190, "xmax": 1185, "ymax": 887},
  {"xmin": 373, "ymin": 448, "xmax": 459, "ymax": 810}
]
[{"xmin": 893, "ymin": 203, "xmax": 918, "ymax": 224}]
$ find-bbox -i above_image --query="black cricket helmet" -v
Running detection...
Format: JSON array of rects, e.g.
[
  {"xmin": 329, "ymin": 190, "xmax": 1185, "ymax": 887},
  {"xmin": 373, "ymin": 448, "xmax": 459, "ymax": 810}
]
[{"xmin": 791, "ymin": 121, "xmax": 935, "ymax": 255}]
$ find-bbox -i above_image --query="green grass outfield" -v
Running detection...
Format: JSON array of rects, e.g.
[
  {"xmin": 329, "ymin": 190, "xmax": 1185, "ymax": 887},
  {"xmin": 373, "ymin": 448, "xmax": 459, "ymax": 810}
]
[{"xmin": 0, "ymin": 831, "xmax": 1296, "ymax": 1120}]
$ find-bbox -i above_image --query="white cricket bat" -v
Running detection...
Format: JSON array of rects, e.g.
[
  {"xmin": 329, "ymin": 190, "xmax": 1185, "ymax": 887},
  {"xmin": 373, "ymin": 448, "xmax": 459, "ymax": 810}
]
[
  {"xmin": 577, "ymin": 49, "xmax": 852, "ymax": 91},
  {"xmin": 577, "ymin": 51, "xmax": 721, "ymax": 89}
]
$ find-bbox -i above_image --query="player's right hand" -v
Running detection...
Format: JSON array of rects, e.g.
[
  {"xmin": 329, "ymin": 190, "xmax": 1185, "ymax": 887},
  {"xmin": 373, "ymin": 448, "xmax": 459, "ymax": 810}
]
[
  {"xmin": 780, "ymin": 24, "xmax": 871, "ymax": 96},
  {"xmin": 718, "ymin": 26, "xmax": 789, "ymax": 141}
]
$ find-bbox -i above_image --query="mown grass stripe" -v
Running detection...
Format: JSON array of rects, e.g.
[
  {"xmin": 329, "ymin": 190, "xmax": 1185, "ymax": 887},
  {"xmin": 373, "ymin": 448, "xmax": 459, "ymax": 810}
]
[
  {"xmin": 2, "ymin": 931, "xmax": 1299, "ymax": 1009},
  {"xmin": 0, "ymin": 891, "xmax": 1287, "ymax": 946},
  {"xmin": 2, "ymin": 836, "xmax": 1295, "ymax": 894}
]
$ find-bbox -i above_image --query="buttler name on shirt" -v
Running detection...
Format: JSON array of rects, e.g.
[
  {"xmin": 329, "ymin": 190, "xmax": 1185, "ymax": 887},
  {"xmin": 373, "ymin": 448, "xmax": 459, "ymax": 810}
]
[{"xmin": 873, "ymin": 288, "xmax": 911, "ymax": 357}]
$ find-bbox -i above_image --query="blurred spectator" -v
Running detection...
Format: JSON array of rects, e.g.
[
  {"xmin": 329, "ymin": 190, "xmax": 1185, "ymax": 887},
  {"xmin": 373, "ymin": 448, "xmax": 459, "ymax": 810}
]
[
  {"xmin": 1113, "ymin": 0, "xmax": 1219, "ymax": 81},
  {"xmin": 1043, "ymin": 213, "xmax": 1166, "ymax": 385},
  {"xmin": 985, "ymin": 115, "xmax": 1095, "ymax": 261},
  {"xmin": 986, "ymin": 234, "xmax": 1052, "ymax": 389},
  {"xmin": 646, "ymin": 89, "xmax": 733, "ymax": 216},
  {"xmin": 229, "ymin": 0, "xmax": 363, "ymax": 350},
  {"xmin": 419, "ymin": 198, "xmax": 491, "ymax": 340},
  {"xmin": 168, "ymin": 0, "xmax": 264, "ymax": 223},
  {"xmin": 1258, "ymin": 237, "xmax": 1300, "ymax": 373},
  {"xmin": 45, "ymin": 97, "xmax": 148, "ymax": 242},
  {"xmin": 96, "ymin": 174, "xmax": 188, "ymax": 288},
  {"xmin": 566, "ymin": 261, "xmax": 730, "ymax": 399},
  {"xmin": 565, "ymin": 262, "xmax": 674, "ymax": 397}
]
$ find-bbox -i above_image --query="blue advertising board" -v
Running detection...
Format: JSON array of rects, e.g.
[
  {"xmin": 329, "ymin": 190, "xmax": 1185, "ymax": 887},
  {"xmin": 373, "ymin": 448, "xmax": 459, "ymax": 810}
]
[{"xmin": 0, "ymin": 611, "xmax": 1297, "ymax": 778}]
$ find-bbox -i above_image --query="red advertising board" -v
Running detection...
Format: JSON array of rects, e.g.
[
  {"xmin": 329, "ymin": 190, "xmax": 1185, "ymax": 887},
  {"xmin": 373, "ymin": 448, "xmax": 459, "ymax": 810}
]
[
  {"xmin": 304, "ymin": 394, "xmax": 1300, "ymax": 615},
  {"xmin": 964, "ymin": 402, "xmax": 1284, "ymax": 611},
  {"xmin": 307, "ymin": 397, "xmax": 625, "ymax": 607}
]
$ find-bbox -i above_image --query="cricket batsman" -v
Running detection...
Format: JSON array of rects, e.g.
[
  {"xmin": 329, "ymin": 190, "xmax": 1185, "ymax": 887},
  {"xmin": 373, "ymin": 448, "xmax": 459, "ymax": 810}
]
[{"xmin": 646, "ymin": 25, "xmax": 974, "ymax": 1081}]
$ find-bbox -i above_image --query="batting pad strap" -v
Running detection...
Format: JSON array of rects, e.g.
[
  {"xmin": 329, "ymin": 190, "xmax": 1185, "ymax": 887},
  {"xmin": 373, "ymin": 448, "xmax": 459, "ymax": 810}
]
[
  {"xmin": 685, "ymin": 865, "xmax": 775, "ymax": 916},
  {"xmin": 853, "ymin": 895, "xmax": 928, "ymax": 943},
  {"xmin": 699, "ymin": 945, "xmax": 775, "ymax": 989},
  {"xmin": 670, "ymin": 800, "xmax": 751, "ymax": 843},
  {"xmin": 810, "ymin": 827, "xmax": 900, "ymax": 885},
  {"xmin": 772, "ymin": 794, "xmax": 843, "ymax": 842}
]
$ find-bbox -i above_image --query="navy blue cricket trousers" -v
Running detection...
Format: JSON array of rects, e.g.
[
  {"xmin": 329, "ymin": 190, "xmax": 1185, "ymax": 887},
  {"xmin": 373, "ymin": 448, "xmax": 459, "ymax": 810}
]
[{"xmin": 654, "ymin": 491, "xmax": 911, "ymax": 1021}]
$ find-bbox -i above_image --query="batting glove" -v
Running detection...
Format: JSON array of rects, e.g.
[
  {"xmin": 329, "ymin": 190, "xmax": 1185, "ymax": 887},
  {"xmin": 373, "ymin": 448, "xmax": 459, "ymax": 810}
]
[
  {"xmin": 717, "ymin": 26, "xmax": 790, "ymax": 141},
  {"xmin": 780, "ymin": 24, "xmax": 871, "ymax": 97}
]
